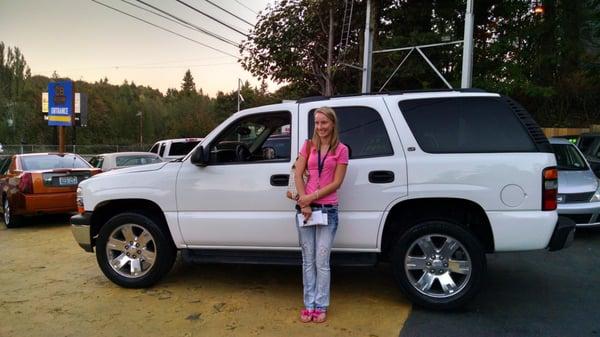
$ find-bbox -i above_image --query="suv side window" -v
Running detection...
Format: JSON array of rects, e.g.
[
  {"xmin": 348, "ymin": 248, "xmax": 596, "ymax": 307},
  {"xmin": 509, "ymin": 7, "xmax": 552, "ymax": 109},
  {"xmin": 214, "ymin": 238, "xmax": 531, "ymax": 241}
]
[
  {"xmin": 159, "ymin": 143, "xmax": 166, "ymax": 157},
  {"xmin": 209, "ymin": 111, "xmax": 291, "ymax": 164},
  {"xmin": 399, "ymin": 97, "xmax": 537, "ymax": 153},
  {"xmin": 308, "ymin": 106, "xmax": 393, "ymax": 159}
]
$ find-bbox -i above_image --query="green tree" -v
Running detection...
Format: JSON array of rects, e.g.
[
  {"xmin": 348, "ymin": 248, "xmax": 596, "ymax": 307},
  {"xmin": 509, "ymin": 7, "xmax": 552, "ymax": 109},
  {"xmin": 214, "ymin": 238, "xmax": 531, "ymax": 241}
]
[{"xmin": 180, "ymin": 69, "xmax": 196, "ymax": 95}]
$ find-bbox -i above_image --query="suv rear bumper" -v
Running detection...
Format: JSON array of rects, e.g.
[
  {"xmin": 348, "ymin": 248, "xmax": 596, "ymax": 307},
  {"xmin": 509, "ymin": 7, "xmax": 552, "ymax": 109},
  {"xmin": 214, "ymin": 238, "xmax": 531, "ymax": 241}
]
[
  {"xmin": 548, "ymin": 216, "xmax": 576, "ymax": 251},
  {"xmin": 71, "ymin": 212, "xmax": 93, "ymax": 252}
]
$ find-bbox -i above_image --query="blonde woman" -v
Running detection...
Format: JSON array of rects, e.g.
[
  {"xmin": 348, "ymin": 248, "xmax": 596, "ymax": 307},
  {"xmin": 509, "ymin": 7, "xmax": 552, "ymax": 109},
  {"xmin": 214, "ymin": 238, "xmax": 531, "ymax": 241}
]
[{"xmin": 294, "ymin": 107, "xmax": 349, "ymax": 323}]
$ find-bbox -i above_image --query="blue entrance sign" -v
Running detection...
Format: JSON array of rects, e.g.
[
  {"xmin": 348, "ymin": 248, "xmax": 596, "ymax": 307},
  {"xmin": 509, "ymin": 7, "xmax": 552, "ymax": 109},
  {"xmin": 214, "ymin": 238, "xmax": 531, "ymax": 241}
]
[{"xmin": 48, "ymin": 81, "xmax": 73, "ymax": 126}]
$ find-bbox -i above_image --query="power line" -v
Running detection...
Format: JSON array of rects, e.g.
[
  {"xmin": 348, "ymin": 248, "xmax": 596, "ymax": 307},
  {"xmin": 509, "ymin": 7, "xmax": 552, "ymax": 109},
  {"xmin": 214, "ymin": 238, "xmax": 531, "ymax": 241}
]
[
  {"xmin": 233, "ymin": 0, "xmax": 258, "ymax": 15},
  {"xmin": 175, "ymin": 0, "xmax": 248, "ymax": 36},
  {"xmin": 90, "ymin": 0, "xmax": 239, "ymax": 59},
  {"xmin": 202, "ymin": 0, "xmax": 253, "ymax": 26},
  {"xmin": 38, "ymin": 62, "xmax": 236, "ymax": 72},
  {"xmin": 132, "ymin": 0, "xmax": 239, "ymax": 47}
]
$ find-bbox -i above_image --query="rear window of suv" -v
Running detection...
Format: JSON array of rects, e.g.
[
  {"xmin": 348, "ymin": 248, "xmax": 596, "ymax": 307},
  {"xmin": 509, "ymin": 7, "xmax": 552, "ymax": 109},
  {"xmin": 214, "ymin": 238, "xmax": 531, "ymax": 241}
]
[
  {"xmin": 169, "ymin": 141, "xmax": 200, "ymax": 156},
  {"xmin": 399, "ymin": 97, "xmax": 537, "ymax": 153}
]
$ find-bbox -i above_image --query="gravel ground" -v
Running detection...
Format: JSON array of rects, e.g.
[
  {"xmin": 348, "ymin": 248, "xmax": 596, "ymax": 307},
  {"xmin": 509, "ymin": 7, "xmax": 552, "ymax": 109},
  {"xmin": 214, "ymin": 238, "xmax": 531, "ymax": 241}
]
[{"xmin": 0, "ymin": 216, "xmax": 411, "ymax": 337}]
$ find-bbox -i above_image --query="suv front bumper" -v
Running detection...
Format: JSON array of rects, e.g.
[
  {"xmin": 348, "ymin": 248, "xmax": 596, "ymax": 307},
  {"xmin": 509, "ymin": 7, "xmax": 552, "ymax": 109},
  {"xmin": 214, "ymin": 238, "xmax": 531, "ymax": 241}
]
[
  {"xmin": 71, "ymin": 212, "xmax": 93, "ymax": 252},
  {"xmin": 548, "ymin": 216, "xmax": 576, "ymax": 251}
]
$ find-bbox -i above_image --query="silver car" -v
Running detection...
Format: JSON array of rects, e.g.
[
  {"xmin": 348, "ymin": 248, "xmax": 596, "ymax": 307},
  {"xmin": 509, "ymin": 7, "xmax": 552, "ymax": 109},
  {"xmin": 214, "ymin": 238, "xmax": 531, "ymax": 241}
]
[{"xmin": 551, "ymin": 138, "xmax": 600, "ymax": 227}]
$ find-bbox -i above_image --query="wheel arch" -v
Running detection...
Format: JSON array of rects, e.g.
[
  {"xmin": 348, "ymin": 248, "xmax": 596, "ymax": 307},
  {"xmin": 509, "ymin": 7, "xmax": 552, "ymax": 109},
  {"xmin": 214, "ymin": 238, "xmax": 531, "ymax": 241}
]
[
  {"xmin": 90, "ymin": 199, "xmax": 176, "ymax": 248},
  {"xmin": 380, "ymin": 197, "xmax": 494, "ymax": 259}
]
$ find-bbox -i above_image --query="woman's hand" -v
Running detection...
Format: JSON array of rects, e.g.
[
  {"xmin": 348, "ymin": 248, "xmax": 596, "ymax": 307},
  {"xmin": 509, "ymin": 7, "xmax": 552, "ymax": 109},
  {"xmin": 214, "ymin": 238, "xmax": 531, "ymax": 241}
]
[
  {"xmin": 298, "ymin": 193, "xmax": 314, "ymax": 208},
  {"xmin": 301, "ymin": 206, "xmax": 312, "ymax": 222}
]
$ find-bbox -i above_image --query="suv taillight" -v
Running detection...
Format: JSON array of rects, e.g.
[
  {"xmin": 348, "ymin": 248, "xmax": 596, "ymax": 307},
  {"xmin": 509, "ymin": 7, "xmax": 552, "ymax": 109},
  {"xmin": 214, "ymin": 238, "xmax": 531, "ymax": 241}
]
[
  {"xmin": 18, "ymin": 172, "xmax": 33, "ymax": 194},
  {"xmin": 542, "ymin": 167, "xmax": 558, "ymax": 211}
]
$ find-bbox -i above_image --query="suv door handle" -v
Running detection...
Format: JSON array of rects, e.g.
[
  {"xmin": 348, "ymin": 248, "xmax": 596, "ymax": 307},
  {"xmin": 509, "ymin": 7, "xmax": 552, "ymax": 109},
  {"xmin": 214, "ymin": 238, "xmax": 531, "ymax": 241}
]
[
  {"xmin": 270, "ymin": 174, "xmax": 289, "ymax": 186},
  {"xmin": 368, "ymin": 171, "xmax": 394, "ymax": 183}
]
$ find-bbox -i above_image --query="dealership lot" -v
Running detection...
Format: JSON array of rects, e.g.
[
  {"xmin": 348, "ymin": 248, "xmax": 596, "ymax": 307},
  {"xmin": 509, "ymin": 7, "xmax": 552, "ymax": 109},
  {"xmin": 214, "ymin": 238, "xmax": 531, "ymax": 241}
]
[
  {"xmin": 0, "ymin": 217, "xmax": 410, "ymax": 337},
  {"xmin": 2, "ymin": 216, "xmax": 599, "ymax": 337}
]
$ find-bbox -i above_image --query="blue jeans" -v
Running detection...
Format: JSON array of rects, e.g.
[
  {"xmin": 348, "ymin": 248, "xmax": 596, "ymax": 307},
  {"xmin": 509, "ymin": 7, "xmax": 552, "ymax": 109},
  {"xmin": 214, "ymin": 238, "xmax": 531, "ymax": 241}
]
[{"xmin": 296, "ymin": 205, "xmax": 339, "ymax": 310}]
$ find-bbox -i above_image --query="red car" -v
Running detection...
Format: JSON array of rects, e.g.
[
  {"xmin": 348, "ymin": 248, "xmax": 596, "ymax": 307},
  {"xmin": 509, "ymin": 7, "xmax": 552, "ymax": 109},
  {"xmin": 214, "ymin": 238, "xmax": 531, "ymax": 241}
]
[{"xmin": 0, "ymin": 153, "xmax": 101, "ymax": 228}]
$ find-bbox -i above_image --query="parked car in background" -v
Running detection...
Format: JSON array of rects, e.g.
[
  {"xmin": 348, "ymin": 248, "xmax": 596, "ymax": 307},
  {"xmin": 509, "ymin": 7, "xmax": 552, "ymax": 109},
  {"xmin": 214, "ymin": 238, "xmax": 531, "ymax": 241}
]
[
  {"xmin": 88, "ymin": 152, "xmax": 162, "ymax": 172},
  {"xmin": 262, "ymin": 134, "xmax": 291, "ymax": 160},
  {"xmin": 576, "ymin": 133, "xmax": 600, "ymax": 177},
  {"xmin": 1, "ymin": 153, "xmax": 100, "ymax": 228},
  {"xmin": 149, "ymin": 138, "xmax": 203, "ymax": 160},
  {"xmin": 551, "ymin": 138, "xmax": 600, "ymax": 227}
]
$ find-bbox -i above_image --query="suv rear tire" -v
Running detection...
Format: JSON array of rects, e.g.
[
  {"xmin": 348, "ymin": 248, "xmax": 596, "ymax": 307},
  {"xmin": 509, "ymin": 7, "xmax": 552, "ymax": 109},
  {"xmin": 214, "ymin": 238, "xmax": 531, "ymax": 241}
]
[
  {"xmin": 96, "ymin": 212, "xmax": 176, "ymax": 288},
  {"xmin": 391, "ymin": 220, "xmax": 486, "ymax": 310}
]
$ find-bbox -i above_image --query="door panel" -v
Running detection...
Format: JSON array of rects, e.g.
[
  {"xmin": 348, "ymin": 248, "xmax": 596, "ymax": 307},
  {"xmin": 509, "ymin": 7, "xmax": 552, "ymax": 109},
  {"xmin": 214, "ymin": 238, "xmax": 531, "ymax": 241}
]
[{"xmin": 176, "ymin": 107, "xmax": 299, "ymax": 247}]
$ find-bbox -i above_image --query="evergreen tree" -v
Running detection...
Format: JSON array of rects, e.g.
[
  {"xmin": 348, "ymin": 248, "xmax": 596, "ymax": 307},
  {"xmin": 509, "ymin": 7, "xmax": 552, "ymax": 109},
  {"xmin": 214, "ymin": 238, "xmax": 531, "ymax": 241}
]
[{"xmin": 180, "ymin": 69, "xmax": 196, "ymax": 95}]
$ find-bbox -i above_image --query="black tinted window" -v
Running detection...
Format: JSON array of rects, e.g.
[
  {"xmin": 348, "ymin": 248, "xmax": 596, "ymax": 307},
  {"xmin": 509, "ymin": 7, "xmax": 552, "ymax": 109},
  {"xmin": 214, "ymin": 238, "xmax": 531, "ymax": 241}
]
[
  {"xmin": 149, "ymin": 144, "xmax": 159, "ymax": 153},
  {"xmin": 20, "ymin": 154, "xmax": 91, "ymax": 170},
  {"xmin": 159, "ymin": 143, "xmax": 166, "ymax": 156},
  {"xmin": 309, "ymin": 106, "xmax": 393, "ymax": 159},
  {"xmin": 399, "ymin": 97, "xmax": 536, "ymax": 153},
  {"xmin": 210, "ymin": 111, "xmax": 291, "ymax": 164},
  {"xmin": 169, "ymin": 142, "xmax": 200, "ymax": 156},
  {"xmin": 578, "ymin": 137, "xmax": 596, "ymax": 154}
]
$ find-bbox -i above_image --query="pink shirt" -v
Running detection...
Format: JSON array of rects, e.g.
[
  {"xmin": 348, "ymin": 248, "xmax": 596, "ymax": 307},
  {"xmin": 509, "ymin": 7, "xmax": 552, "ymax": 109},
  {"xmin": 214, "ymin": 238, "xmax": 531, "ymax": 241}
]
[{"xmin": 299, "ymin": 141, "xmax": 349, "ymax": 205}]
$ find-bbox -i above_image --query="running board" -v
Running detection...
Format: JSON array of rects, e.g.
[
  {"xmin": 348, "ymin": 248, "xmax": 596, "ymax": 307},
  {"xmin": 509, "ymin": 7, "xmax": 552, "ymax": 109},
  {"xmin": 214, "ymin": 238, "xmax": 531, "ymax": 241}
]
[{"xmin": 181, "ymin": 249, "xmax": 378, "ymax": 266}]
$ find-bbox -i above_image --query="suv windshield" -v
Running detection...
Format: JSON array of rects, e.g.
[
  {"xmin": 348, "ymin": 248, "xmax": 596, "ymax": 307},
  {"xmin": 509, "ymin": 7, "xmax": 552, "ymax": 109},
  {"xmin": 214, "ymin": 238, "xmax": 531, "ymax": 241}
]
[
  {"xmin": 20, "ymin": 154, "xmax": 91, "ymax": 171},
  {"xmin": 552, "ymin": 144, "xmax": 588, "ymax": 171}
]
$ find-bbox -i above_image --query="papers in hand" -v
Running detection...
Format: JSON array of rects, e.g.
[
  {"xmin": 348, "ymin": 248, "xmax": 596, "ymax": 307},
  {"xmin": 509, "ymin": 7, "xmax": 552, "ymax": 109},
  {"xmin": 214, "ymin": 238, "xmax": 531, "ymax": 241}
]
[{"xmin": 297, "ymin": 210, "xmax": 328, "ymax": 227}]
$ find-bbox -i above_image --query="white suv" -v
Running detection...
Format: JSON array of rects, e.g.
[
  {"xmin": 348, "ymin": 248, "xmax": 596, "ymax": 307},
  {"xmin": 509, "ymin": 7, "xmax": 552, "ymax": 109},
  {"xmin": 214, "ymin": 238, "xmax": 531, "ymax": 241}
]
[
  {"xmin": 71, "ymin": 89, "xmax": 575, "ymax": 310},
  {"xmin": 148, "ymin": 138, "xmax": 202, "ymax": 160}
]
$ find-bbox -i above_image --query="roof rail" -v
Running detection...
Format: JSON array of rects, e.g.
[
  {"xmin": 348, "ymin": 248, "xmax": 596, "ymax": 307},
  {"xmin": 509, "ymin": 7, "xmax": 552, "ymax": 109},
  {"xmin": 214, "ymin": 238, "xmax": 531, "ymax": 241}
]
[{"xmin": 295, "ymin": 88, "xmax": 488, "ymax": 104}]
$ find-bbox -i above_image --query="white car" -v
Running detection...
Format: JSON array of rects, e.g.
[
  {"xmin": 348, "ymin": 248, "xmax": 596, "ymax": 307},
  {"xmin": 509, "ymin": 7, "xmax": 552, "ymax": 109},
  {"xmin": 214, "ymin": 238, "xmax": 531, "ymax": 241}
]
[
  {"xmin": 88, "ymin": 152, "xmax": 162, "ymax": 172},
  {"xmin": 71, "ymin": 89, "xmax": 574, "ymax": 310},
  {"xmin": 148, "ymin": 138, "xmax": 202, "ymax": 161}
]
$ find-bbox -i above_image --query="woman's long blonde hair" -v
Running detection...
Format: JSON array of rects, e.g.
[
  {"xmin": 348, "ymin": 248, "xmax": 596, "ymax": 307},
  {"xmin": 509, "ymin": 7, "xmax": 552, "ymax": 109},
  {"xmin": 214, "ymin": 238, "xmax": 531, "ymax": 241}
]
[{"xmin": 311, "ymin": 106, "xmax": 340, "ymax": 152}]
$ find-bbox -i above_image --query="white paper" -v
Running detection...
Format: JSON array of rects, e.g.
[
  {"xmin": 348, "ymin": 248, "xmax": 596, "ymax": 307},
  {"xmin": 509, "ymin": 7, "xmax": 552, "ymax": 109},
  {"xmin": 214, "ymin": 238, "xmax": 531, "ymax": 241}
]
[{"xmin": 297, "ymin": 210, "xmax": 328, "ymax": 227}]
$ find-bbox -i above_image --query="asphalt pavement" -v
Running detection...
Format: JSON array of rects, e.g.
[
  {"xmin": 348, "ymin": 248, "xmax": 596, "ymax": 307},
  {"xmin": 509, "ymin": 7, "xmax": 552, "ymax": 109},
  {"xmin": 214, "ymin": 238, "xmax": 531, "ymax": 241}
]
[{"xmin": 399, "ymin": 228, "xmax": 600, "ymax": 337}]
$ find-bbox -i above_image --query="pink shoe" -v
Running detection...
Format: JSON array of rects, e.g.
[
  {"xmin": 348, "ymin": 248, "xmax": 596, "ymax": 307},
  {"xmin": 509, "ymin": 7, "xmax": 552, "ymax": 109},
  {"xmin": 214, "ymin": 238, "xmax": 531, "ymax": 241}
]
[
  {"xmin": 312, "ymin": 309, "xmax": 327, "ymax": 323},
  {"xmin": 300, "ymin": 309, "xmax": 313, "ymax": 323}
]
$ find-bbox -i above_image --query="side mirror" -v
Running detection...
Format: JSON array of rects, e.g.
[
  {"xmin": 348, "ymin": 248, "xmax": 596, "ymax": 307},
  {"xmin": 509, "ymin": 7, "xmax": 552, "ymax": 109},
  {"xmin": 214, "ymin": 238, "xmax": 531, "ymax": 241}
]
[{"xmin": 190, "ymin": 146, "xmax": 208, "ymax": 166}]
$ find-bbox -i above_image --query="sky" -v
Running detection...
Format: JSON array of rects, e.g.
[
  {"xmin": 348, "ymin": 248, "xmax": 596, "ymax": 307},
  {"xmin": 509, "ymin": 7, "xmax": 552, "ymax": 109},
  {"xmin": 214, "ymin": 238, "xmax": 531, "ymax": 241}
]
[{"xmin": 0, "ymin": 0, "xmax": 276, "ymax": 96}]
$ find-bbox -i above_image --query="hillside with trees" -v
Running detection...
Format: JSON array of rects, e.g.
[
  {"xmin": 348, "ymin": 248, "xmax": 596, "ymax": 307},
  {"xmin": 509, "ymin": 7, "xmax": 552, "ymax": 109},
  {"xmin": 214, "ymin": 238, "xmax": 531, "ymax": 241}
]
[{"xmin": 1, "ymin": 1, "xmax": 599, "ymax": 148}]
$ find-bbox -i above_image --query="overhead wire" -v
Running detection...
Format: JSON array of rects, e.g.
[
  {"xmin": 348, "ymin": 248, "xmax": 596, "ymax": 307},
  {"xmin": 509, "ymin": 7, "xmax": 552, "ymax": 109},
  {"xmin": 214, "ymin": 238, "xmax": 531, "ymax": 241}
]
[
  {"xmin": 89, "ymin": 0, "xmax": 239, "ymax": 59},
  {"xmin": 132, "ymin": 0, "xmax": 239, "ymax": 47},
  {"xmin": 233, "ymin": 0, "xmax": 258, "ymax": 15},
  {"xmin": 201, "ymin": 0, "xmax": 253, "ymax": 26},
  {"xmin": 175, "ymin": 0, "xmax": 248, "ymax": 36}
]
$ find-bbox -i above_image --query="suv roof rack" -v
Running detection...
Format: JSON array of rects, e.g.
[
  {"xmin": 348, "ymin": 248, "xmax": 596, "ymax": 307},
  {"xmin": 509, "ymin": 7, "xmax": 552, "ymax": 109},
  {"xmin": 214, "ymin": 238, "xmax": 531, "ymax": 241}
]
[{"xmin": 296, "ymin": 88, "xmax": 487, "ymax": 104}]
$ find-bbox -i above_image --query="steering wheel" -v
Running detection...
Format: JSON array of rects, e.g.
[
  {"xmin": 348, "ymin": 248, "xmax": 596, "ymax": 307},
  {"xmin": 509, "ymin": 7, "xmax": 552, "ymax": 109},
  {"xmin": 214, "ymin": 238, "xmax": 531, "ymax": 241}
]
[{"xmin": 235, "ymin": 143, "xmax": 251, "ymax": 161}]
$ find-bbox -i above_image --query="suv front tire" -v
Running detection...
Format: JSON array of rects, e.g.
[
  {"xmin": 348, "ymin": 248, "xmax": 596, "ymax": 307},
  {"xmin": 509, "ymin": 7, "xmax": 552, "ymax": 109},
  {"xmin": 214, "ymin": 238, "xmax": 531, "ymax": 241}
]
[{"xmin": 96, "ymin": 212, "xmax": 176, "ymax": 288}]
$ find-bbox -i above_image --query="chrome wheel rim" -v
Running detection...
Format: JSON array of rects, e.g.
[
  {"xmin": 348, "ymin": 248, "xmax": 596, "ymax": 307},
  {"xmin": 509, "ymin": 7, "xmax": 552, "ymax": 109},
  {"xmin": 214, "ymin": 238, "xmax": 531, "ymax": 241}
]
[
  {"xmin": 404, "ymin": 234, "xmax": 472, "ymax": 298},
  {"xmin": 3, "ymin": 199, "xmax": 10, "ymax": 225},
  {"xmin": 106, "ymin": 224, "xmax": 157, "ymax": 278}
]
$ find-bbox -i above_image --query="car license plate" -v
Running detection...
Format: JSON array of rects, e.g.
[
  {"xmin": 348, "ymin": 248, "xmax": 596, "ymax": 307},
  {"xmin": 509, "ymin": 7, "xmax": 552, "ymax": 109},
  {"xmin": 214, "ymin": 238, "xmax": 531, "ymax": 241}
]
[{"xmin": 59, "ymin": 176, "xmax": 78, "ymax": 186}]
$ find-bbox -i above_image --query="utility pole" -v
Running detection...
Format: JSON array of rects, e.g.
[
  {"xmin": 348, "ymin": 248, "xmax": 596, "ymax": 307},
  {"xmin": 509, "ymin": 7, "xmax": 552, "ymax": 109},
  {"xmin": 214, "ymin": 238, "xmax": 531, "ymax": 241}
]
[
  {"xmin": 361, "ymin": 0, "xmax": 373, "ymax": 93},
  {"xmin": 461, "ymin": 0, "xmax": 474, "ymax": 88},
  {"xmin": 237, "ymin": 78, "xmax": 241, "ymax": 112}
]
